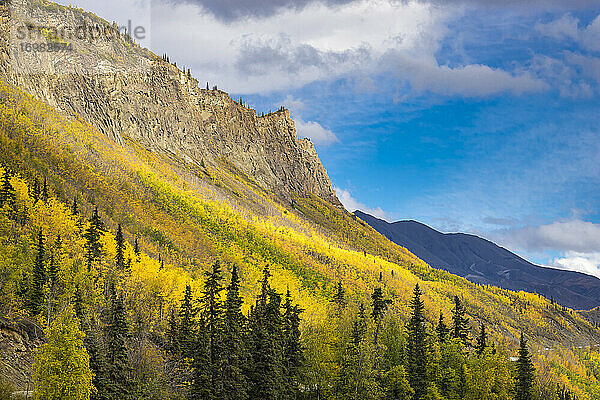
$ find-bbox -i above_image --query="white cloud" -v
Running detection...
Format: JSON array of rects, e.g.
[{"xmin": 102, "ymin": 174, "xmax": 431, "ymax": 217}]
[
  {"xmin": 550, "ymin": 251, "xmax": 600, "ymax": 278},
  {"xmin": 279, "ymin": 95, "xmax": 339, "ymax": 145},
  {"xmin": 334, "ymin": 187, "xmax": 388, "ymax": 220},
  {"xmin": 496, "ymin": 219, "xmax": 600, "ymax": 254},
  {"xmin": 54, "ymin": 0, "xmax": 553, "ymax": 97},
  {"xmin": 295, "ymin": 120, "xmax": 339, "ymax": 145},
  {"xmin": 385, "ymin": 52, "xmax": 548, "ymax": 96},
  {"xmin": 536, "ymin": 13, "xmax": 600, "ymax": 52},
  {"xmin": 535, "ymin": 14, "xmax": 580, "ymax": 41}
]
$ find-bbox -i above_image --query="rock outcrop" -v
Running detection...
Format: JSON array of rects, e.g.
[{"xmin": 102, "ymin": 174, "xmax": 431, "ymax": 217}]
[{"xmin": 1, "ymin": 0, "xmax": 340, "ymax": 205}]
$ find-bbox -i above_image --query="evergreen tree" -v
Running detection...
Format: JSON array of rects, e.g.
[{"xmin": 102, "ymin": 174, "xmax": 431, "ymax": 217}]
[
  {"xmin": 0, "ymin": 169, "xmax": 15, "ymax": 210},
  {"xmin": 31, "ymin": 176, "xmax": 40, "ymax": 203},
  {"xmin": 32, "ymin": 306, "xmax": 94, "ymax": 400},
  {"xmin": 84, "ymin": 207, "xmax": 104, "ymax": 271},
  {"xmin": 335, "ymin": 303, "xmax": 380, "ymax": 400},
  {"xmin": 195, "ymin": 260, "xmax": 225, "ymax": 399},
  {"xmin": 451, "ymin": 296, "xmax": 470, "ymax": 346},
  {"xmin": 407, "ymin": 284, "xmax": 428, "ymax": 400},
  {"xmin": 436, "ymin": 312, "xmax": 449, "ymax": 342},
  {"xmin": 221, "ymin": 265, "xmax": 248, "ymax": 400},
  {"xmin": 84, "ymin": 319, "xmax": 109, "ymax": 400},
  {"xmin": 72, "ymin": 197, "xmax": 78, "ymax": 216},
  {"xmin": 331, "ymin": 280, "xmax": 347, "ymax": 313},
  {"xmin": 248, "ymin": 265, "xmax": 284, "ymax": 400},
  {"xmin": 476, "ymin": 323, "xmax": 487, "ymax": 355},
  {"xmin": 179, "ymin": 284, "xmax": 197, "ymax": 359},
  {"xmin": 42, "ymin": 177, "xmax": 48, "ymax": 202},
  {"xmin": 115, "ymin": 224, "xmax": 125, "ymax": 271},
  {"xmin": 282, "ymin": 288, "xmax": 303, "ymax": 400},
  {"xmin": 29, "ymin": 229, "xmax": 47, "ymax": 315},
  {"xmin": 165, "ymin": 307, "xmax": 180, "ymax": 357},
  {"xmin": 515, "ymin": 332, "xmax": 536, "ymax": 400},
  {"xmin": 104, "ymin": 283, "xmax": 132, "ymax": 400},
  {"xmin": 371, "ymin": 287, "xmax": 391, "ymax": 345},
  {"xmin": 134, "ymin": 237, "xmax": 140, "ymax": 259}
]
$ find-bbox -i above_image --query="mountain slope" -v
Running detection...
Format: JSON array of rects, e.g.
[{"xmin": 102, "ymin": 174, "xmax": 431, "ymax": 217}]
[
  {"xmin": 355, "ymin": 210, "xmax": 600, "ymax": 310},
  {"xmin": 1, "ymin": 0, "xmax": 600, "ymax": 397}
]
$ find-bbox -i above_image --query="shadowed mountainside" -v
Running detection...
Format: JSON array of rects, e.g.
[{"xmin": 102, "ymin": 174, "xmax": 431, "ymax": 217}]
[{"xmin": 355, "ymin": 210, "xmax": 600, "ymax": 310}]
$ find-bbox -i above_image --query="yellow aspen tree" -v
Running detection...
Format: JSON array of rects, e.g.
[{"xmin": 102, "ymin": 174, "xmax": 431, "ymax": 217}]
[{"xmin": 33, "ymin": 306, "xmax": 94, "ymax": 400}]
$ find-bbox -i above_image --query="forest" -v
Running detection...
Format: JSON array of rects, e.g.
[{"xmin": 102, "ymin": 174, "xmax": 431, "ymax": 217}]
[{"xmin": 0, "ymin": 166, "xmax": 580, "ymax": 400}]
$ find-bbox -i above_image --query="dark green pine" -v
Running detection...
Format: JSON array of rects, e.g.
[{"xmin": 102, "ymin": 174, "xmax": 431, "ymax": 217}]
[
  {"xmin": 282, "ymin": 288, "xmax": 303, "ymax": 400},
  {"xmin": 515, "ymin": 332, "xmax": 536, "ymax": 400},
  {"xmin": 331, "ymin": 280, "xmax": 347, "ymax": 313},
  {"xmin": 42, "ymin": 177, "xmax": 48, "ymax": 202},
  {"xmin": 436, "ymin": 312, "xmax": 449, "ymax": 342},
  {"xmin": 115, "ymin": 224, "xmax": 125, "ymax": 271},
  {"xmin": 104, "ymin": 283, "xmax": 132, "ymax": 400},
  {"xmin": 84, "ymin": 207, "xmax": 105, "ymax": 271},
  {"xmin": 407, "ymin": 284, "xmax": 428, "ymax": 400},
  {"xmin": 199, "ymin": 260, "xmax": 225, "ymax": 399},
  {"xmin": 451, "ymin": 296, "xmax": 470, "ymax": 346},
  {"xmin": 31, "ymin": 177, "xmax": 40, "ymax": 203},
  {"xmin": 476, "ymin": 323, "xmax": 487, "ymax": 355},
  {"xmin": 178, "ymin": 284, "xmax": 197, "ymax": 359},
  {"xmin": 221, "ymin": 265, "xmax": 248, "ymax": 400},
  {"xmin": 0, "ymin": 169, "xmax": 15, "ymax": 210},
  {"xmin": 29, "ymin": 229, "xmax": 46, "ymax": 315},
  {"xmin": 248, "ymin": 265, "xmax": 284, "ymax": 400}
]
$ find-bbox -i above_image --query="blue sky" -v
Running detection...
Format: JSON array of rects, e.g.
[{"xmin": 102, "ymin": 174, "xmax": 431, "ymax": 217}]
[{"xmin": 61, "ymin": 0, "xmax": 600, "ymax": 276}]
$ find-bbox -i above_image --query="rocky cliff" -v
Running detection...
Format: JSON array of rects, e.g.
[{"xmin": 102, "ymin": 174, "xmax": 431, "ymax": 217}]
[{"xmin": 0, "ymin": 0, "xmax": 340, "ymax": 205}]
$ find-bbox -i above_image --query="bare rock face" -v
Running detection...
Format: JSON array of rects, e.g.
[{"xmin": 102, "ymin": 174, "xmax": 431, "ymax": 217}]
[
  {"xmin": 0, "ymin": 0, "xmax": 341, "ymax": 206},
  {"xmin": 0, "ymin": 319, "xmax": 43, "ymax": 391}
]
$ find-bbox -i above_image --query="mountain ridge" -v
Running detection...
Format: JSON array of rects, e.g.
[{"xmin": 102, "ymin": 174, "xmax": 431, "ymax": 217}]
[
  {"xmin": 1, "ymin": 0, "xmax": 340, "ymax": 207},
  {"xmin": 355, "ymin": 210, "xmax": 600, "ymax": 310}
]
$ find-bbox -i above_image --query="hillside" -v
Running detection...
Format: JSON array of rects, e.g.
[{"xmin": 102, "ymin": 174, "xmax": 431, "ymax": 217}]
[
  {"xmin": 354, "ymin": 211, "xmax": 600, "ymax": 310},
  {"xmin": 1, "ymin": 0, "xmax": 600, "ymax": 399}
]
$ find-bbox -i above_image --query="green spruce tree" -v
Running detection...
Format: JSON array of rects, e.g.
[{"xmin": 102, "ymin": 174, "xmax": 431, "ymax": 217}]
[
  {"xmin": 248, "ymin": 266, "xmax": 284, "ymax": 400},
  {"xmin": 84, "ymin": 207, "xmax": 104, "ymax": 271},
  {"xmin": 42, "ymin": 177, "xmax": 48, "ymax": 202},
  {"xmin": 436, "ymin": 312, "xmax": 449, "ymax": 342},
  {"xmin": 331, "ymin": 280, "xmax": 347, "ymax": 313},
  {"xmin": 282, "ymin": 288, "xmax": 303, "ymax": 400},
  {"xmin": 104, "ymin": 283, "xmax": 132, "ymax": 400},
  {"xmin": 179, "ymin": 284, "xmax": 197, "ymax": 359},
  {"xmin": 221, "ymin": 265, "xmax": 248, "ymax": 400},
  {"xmin": 29, "ymin": 229, "xmax": 47, "ymax": 315},
  {"xmin": 407, "ymin": 284, "xmax": 428, "ymax": 400},
  {"xmin": 515, "ymin": 332, "xmax": 536, "ymax": 400},
  {"xmin": 476, "ymin": 323, "xmax": 487, "ymax": 355},
  {"xmin": 0, "ymin": 168, "xmax": 15, "ymax": 211},
  {"xmin": 451, "ymin": 296, "xmax": 470, "ymax": 346},
  {"xmin": 371, "ymin": 287, "xmax": 391, "ymax": 345},
  {"xmin": 115, "ymin": 224, "xmax": 125, "ymax": 271}
]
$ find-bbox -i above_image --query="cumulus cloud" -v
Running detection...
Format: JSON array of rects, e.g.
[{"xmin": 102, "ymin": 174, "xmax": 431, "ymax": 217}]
[
  {"xmin": 278, "ymin": 95, "xmax": 339, "ymax": 145},
  {"xmin": 334, "ymin": 187, "xmax": 388, "ymax": 220},
  {"xmin": 295, "ymin": 120, "xmax": 339, "ymax": 145},
  {"xmin": 497, "ymin": 219, "xmax": 600, "ymax": 254},
  {"xmin": 172, "ymin": 0, "xmax": 596, "ymax": 22},
  {"xmin": 550, "ymin": 252, "xmax": 600, "ymax": 279},
  {"xmin": 169, "ymin": 0, "xmax": 358, "ymax": 22},
  {"xmin": 536, "ymin": 14, "xmax": 600, "ymax": 52},
  {"xmin": 384, "ymin": 51, "xmax": 548, "ymax": 96},
  {"xmin": 141, "ymin": 0, "xmax": 553, "ymax": 96}
]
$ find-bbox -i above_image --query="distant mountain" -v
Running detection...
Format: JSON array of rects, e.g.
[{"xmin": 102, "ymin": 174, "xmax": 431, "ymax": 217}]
[{"xmin": 355, "ymin": 210, "xmax": 600, "ymax": 310}]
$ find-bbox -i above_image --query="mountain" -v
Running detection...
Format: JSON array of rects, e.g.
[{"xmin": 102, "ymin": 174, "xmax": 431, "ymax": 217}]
[
  {"xmin": 354, "ymin": 210, "xmax": 600, "ymax": 310},
  {"xmin": 1, "ymin": 0, "xmax": 600, "ymax": 397}
]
